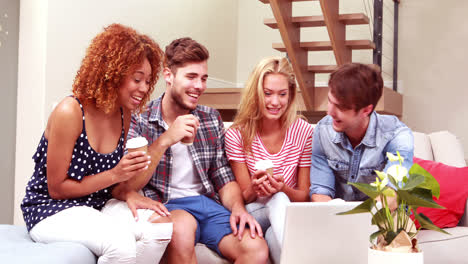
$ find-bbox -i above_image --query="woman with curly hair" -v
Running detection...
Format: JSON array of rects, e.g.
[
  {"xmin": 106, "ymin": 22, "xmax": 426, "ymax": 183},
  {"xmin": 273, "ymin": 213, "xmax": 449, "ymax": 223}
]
[
  {"xmin": 225, "ymin": 56, "xmax": 314, "ymax": 262},
  {"xmin": 21, "ymin": 24, "xmax": 171, "ymax": 264}
]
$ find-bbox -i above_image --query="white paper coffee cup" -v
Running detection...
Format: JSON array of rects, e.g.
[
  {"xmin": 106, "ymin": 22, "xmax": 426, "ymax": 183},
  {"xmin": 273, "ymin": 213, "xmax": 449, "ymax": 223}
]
[
  {"xmin": 126, "ymin": 137, "xmax": 148, "ymax": 153},
  {"xmin": 255, "ymin": 159, "xmax": 274, "ymax": 176}
]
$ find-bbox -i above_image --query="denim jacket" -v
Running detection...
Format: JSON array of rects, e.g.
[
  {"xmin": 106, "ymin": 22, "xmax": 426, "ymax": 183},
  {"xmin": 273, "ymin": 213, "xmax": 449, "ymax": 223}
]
[{"xmin": 309, "ymin": 112, "xmax": 414, "ymax": 201}]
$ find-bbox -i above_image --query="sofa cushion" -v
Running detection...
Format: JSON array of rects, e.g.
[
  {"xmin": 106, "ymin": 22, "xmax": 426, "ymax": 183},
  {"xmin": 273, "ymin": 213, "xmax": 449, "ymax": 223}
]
[
  {"xmin": 0, "ymin": 225, "xmax": 96, "ymax": 264},
  {"xmin": 418, "ymin": 227, "xmax": 468, "ymax": 264},
  {"xmin": 413, "ymin": 157, "xmax": 468, "ymax": 228},
  {"xmin": 412, "ymin": 132, "xmax": 434, "ymax": 161},
  {"xmin": 195, "ymin": 243, "xmax": 230, "ymax": 264},
  {"xmin": 429, "ymin": 131, "xmax": 466, "ymax": 167}
]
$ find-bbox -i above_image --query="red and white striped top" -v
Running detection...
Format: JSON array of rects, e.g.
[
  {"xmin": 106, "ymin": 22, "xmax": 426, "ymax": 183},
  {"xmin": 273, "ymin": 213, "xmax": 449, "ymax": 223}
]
[{"xmin": 225, "ymin": 118, "xmax": 314, "ymax": 188}]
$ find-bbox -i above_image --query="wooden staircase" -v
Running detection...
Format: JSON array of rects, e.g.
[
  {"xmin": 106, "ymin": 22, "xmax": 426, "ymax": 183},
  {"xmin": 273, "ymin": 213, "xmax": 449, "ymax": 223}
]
[{"xmin": 199, "ymin": 0, "xmax": 402, "ymax": 122}]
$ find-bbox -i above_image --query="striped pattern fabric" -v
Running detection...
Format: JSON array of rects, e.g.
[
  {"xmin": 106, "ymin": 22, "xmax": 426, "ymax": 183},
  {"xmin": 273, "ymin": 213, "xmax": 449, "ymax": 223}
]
[
  {"xmin": 128, "ymin": 95, "xmax": 235, "ymax": 203},
  {"xmin": 225, "ymin": 118, "xmax": 314, "ymax": 188}
]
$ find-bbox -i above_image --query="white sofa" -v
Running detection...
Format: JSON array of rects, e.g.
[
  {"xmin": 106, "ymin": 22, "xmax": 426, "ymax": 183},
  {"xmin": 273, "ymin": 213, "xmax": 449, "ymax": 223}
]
[
  {"xmin": 1, "ymin": 129, "xmax": 466, "ymax": 264},
  {"xmin": 412, "ymin": 131, "xmax": 468, "ymax": 264}
]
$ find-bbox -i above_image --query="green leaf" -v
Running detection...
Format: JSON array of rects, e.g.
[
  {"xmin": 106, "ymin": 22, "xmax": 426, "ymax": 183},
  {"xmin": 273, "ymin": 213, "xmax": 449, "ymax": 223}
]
[
  {"xmin": 382, "ymin": 188, "xmax": 395, "ymax": 197},
  {"xmin": 400, "ymin": 174, "xmax": 425, "ymax": 190},
  {"xmin": 398, "ymin": 188, "xmax": 445, "ymax": 209},
  {"xmin": 372, "ymin": 208, "xmax": 391, "ymax": 227},
  {"xmin": 384, "ymin": 230, "xmax": 398, "ymax": 245},
  {"xmin": 414, "ymin": 213, "xmax": 450, "ymax": 235},
  {"xmin": 369, "ymin": 230, "xmax": 384, "ymax": 244},
  {"xmin": 337, "ymin": 198, "xmax": 373, "ymax": 215},
  {"xmin": 407, "ymin": 231, "xmax": 417, "ymax": 239},
  {"xmin": 375, "ymin": 170, "xmax": 387, "ymax": 180},
  {"xmin": 409, "ymin": 164, "xmax": 441, "ymax": 198},
  {"xmin": 402, "ymin": 176, "xmax": 408, "ymax": 184},
  {"xmin": 387, "ymin": 174, "xmax": 399, "ymax": 188},
  {"xmin": 348, "ymin": 182, "xmax": 380, "ymax": 199}
]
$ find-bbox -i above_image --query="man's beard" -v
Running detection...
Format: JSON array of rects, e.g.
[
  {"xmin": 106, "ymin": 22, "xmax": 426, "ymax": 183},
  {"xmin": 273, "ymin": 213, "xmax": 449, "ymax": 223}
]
[{"xmin": 171, "ymin": 89, "xmax": 196, "ymax": 111}]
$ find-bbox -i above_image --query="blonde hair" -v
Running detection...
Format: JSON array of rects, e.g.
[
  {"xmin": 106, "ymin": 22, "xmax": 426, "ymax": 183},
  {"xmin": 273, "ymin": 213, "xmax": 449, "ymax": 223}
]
[{"xmin": 231, "ymin": 56, "xmax": 298, "ymax": 153}]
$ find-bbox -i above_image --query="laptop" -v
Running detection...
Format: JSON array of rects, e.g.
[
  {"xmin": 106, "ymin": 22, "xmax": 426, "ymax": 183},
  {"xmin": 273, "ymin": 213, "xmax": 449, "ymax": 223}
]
[{"xmin": 280, "ymin": 201, "xmax": 376, "ymax": 264}]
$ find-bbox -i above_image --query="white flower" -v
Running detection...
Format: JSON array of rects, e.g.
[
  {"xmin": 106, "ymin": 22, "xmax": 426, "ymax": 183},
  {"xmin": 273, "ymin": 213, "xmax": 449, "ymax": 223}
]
[
  {"xmin": 375, "ymin": 170, "xmax": 388, "ymax": 180},
  {"xmin": 381, "ymin": 176, "xmax": 389, "ymax": 187},
  {"xmin": 387, "ymin": 152, "xmax": 399, "ymax": 162},
  {"xmin": 387, "ymin": 151, "xmax": 404, "ymax": 163},
  {"xmin": 386, "ymin": 164, "xmax": 408, "ymax": 182},
  {"xmin": 371, "ymin": 176, "xmax": 388, "ymax": 191}
]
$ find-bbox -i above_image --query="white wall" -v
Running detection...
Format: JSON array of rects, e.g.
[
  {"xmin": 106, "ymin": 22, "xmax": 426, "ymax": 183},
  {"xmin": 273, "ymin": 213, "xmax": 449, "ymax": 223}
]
[
  {"xmin": 399, "ymin": 0, "xmax": 468, "ymax": 157},
  {"xmin": 15, "ymin": 0, "xmax": 48, "ymax": 226},
  {"xmin": 44, "ymin": 0, "xmax": 239, "ymax": 115},
  {"xmin": 14, "ymin": 0, "xmax": 239, "ymax": 225}
]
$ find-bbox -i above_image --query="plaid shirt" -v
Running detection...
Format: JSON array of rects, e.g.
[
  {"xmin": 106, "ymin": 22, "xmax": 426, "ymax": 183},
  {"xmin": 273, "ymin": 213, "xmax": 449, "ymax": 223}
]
[{"xmin": 128, "ymin": 95, "xmax": 235, "ymax": 203}]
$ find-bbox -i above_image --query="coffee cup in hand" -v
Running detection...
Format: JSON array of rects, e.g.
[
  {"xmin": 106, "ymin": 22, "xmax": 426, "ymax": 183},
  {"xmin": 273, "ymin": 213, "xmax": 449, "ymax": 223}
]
[
  {"xmin": 181, "ymin": 134, "xmax": 195, "ymax": 145},
  {"xmin": 255, "ymin": 159, "xmax": 274, "ymax": 177},
  {"xmin": 181, "ymin": 122, "xmax": 198, "ymax": 146},
  {"xmin": 126, "ymin": 137, "xmax": 148, "ymax": 153}
]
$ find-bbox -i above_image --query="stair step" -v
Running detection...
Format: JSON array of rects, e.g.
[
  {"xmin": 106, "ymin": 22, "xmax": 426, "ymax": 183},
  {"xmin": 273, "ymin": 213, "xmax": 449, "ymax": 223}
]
[
  {"xmin": 273, "ymin": 40, "xmax": 375, "ymax": 52},
  {"xmin": 259, "ymin": 0, "xmax": 318, "ymax": 3},
  {"xmin": 264, "ymin": 13, "xmax": 369, "ymax": 29},
  {"xmin": 307, "ymin": 65, "xmax": 338, "ymax": 73},
  {"xmin": 307, "ymin": 64, "xmax": 378, "ymax": 73}
]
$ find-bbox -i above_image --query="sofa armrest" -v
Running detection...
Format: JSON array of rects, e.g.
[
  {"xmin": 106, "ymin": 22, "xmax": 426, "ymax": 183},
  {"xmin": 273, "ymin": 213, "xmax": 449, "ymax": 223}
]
[{"xmin": 459, "ymin": 199, "xmax": 468, "ymax": 227}]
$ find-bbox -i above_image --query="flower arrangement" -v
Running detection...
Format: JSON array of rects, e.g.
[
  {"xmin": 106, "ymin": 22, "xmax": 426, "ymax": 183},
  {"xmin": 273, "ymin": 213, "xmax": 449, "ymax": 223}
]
[{"xmin": 338, "ymin": 152, "xmax": 449, "ymax": 252}]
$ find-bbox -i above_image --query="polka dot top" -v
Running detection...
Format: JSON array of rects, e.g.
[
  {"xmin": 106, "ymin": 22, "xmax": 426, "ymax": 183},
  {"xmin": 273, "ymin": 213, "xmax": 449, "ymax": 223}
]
[{"xmin": 21, "ymin": 97, "xmax": 125, "ymax": 231}]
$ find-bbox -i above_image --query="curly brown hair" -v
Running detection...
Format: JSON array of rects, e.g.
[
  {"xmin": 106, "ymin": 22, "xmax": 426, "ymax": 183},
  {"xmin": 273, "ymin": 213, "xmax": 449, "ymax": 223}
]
[{"xmin": 72, "ymin": 23, "xmax": 164, "ymax": 113}]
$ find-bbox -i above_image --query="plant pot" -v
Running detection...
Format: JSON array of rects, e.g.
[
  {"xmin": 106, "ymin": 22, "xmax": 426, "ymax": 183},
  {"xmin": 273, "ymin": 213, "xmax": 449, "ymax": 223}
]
[{"xmin": 368, "ymin": 248, "xmax": 423, "ymax": 264}]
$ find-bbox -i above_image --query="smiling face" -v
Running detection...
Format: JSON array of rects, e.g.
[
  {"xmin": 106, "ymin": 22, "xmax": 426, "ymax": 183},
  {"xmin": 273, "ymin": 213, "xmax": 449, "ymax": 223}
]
[
  {"xmin": 118, "ymin": 57, "xmax": 151, "ymax": 111},
  {"xmin": 327, "ymin": 90, "xmax": 371, "ymax": 135},
  {"xmin": 164, "ymin": 61, "xmax": 208, "ymax": 112},
  {"xmin": 261, "ymin": 73, "xmax": 290, "ymax": 121}
]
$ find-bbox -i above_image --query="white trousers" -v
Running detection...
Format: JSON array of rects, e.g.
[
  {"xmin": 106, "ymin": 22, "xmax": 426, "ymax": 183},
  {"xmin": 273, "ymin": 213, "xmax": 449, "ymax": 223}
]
[
  {"xmin": 30, "ymin": 200, "xmax": 172, "ymax": 264},
  {"xmin": 266, "ymin": 192, "xmax": 290, "ymax": 246},
  {"xmin": 246, "ymin": 192, "xmax": 290, "ymax": 264}
]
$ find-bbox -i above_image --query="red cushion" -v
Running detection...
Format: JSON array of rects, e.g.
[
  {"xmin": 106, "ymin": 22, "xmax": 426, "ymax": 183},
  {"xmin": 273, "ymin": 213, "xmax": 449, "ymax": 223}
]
[{"xmin": 412, "ymin": 157, "xmax": 468, "ymax": 228}]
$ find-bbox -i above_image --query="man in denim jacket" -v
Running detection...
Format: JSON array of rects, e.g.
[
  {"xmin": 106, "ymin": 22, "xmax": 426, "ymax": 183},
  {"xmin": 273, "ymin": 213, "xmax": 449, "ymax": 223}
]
[{"xmin": 309, "ymin": 63, "xmax": 413, "ymax": 204}]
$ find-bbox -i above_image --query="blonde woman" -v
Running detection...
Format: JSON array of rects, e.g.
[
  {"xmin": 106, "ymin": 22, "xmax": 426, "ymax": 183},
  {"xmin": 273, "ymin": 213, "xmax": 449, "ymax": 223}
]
[{"xmin": 225, "ymin": 57, "xmax": 313, "ymax": 261}]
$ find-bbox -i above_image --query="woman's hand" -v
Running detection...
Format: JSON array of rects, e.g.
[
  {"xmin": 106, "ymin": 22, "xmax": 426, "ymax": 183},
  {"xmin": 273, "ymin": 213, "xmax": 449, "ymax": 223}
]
[
  {"xmin": 258, "ymin": 174, "xmax": 285, "ymax": 197},
  {"xmin": 111, "ymin": 151, "xmax": 151, "ymax": 183},
  {"xmin": 251, "ymin": 170, "xmax": 271, "ymax": 197},
  {"xmin": 125, "ymin": 190, "xmax": 170, "ymax": 221},
  {"xmin": 267, "ymin": 174, "xmax": 285, "ymax": 193}
]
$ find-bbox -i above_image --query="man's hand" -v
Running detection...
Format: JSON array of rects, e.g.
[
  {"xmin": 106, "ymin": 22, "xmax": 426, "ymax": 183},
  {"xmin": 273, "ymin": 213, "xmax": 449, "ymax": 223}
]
[
  {"xmin": 376, "ymin": 190, "xmax": 398, "ymax": 212},
  {"xmin": 161, "ymin": 114, "xmax": 199, "ymax": 146},
  {"xmin": 229, "ymin": 202, "xmax": 263, "ymax": 240},
  {"xmin": 311, "ymin": 193, "xmax": 332, "ymax": 202},
  {"xmin": 125, "ymin": 190, "xmax": 170, "ymax": 221}
]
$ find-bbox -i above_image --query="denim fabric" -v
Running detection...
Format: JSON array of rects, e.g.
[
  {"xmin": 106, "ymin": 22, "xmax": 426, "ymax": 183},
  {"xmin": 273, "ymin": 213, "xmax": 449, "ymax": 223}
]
[
  {"xmin": 309, "ymin": 112, "xmax": 414, "ymax": 201},
  {"xmin": 245, "ymin": 202, "xmax": 270, "ymax": 233},
  {"xmin": 164, "ymin": 195, "xmax": 232, "ymax": 257}
]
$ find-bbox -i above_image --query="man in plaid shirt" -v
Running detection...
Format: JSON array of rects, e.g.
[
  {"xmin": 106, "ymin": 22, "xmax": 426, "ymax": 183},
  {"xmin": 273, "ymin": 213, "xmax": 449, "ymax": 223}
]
[{"xmin": 113, "ymin": 38, "xmax": 268, "ymax": 263}]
